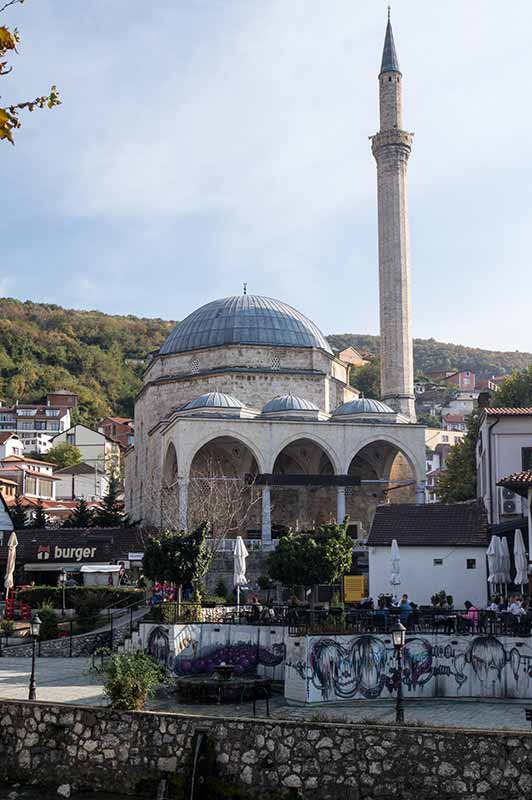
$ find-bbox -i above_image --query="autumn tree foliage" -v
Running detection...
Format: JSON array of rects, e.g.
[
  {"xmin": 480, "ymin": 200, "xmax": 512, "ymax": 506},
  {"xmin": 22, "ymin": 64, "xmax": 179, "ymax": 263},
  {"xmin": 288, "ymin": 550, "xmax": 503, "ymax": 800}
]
[{"xmin": 0, "ymin": 0, "xmax": 60, "ymax": 144}]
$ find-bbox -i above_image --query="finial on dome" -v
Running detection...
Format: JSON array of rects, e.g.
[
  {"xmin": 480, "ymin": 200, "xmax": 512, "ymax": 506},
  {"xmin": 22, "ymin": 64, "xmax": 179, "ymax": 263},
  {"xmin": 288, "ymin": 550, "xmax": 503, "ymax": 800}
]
[
  {"xmin": 387, "ymin": 5, "xmax": 391, "ymax": 21},
  {"xmin": 243, "ymin": 282, "xmax": 247, "ymax": 295}
]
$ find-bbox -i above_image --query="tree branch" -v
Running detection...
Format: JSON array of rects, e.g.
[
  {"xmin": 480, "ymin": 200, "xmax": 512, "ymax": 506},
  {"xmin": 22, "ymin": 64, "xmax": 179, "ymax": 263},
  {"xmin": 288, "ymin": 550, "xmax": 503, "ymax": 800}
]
[{"xmin": 0, "ymin": 0, "xmax": 24, "ymax": 15}]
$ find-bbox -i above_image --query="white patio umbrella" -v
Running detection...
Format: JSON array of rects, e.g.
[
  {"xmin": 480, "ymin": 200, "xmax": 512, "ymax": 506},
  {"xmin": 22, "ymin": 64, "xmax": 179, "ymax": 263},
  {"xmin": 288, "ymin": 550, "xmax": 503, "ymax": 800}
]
[
  {"xmin": 514, "ymin": 529, "xmax": 528, "ymax": 591},
  {"xmin": 4, "ymin": 531, "xmax": 18, "ymax": 601},
  {"xmin": 487, "ymin": 535, "xmax": 502, "ymax": 593},
  {"xmin": 390, "ymin": 539, "xmax": 401, "ymax": 587},
  {"xmin": 233, "ymin": 536, "xmax": 249, "ymax": 609},
  {"xmin": 501, "ymin": 537, "xmax": 512, "ymax": 590}
]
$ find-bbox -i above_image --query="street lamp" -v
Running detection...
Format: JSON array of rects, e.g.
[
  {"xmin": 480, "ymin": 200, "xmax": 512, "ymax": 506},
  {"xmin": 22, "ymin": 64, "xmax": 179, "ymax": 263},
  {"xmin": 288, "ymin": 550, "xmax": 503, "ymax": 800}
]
[
  {"xmin": 28, "ymin": 612, "xmax": 41, "ymax": 702},
  {"xmin": 59, "ymin": 570, "xmax": 67, "ymax": 617},
  {"xmin": 391, "ymin": 621, "xmax": 406, "ymax": 724}
]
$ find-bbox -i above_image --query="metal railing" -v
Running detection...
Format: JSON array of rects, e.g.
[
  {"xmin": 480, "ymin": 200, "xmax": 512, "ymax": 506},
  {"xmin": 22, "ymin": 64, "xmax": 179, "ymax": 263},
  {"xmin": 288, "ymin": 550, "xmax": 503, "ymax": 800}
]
[{"xmin": 144, "ymin": 603, "xmax": 532, "ymax": 638}]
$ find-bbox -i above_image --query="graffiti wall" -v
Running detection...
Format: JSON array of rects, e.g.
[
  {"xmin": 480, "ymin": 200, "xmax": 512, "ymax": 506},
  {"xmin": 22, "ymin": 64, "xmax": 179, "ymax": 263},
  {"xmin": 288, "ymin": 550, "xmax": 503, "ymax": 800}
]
[
  {"xmin": 138, "ymin": 622, "xmax": 287, "ymax": 680},
  {"xmin": 285, "ymin": 632, "xmax": 532, "ymax": 703}
]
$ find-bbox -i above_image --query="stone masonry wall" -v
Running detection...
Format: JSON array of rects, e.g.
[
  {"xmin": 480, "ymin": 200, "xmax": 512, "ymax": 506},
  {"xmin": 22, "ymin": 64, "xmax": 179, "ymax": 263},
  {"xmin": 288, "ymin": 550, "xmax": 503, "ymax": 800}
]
[
  {"xmin": 2, "ymin": 700, "xmax": 532, "ymax": 799},
  {"xmin": 3, "ymin": 621, "xmax": 131, "ymax": 658}
]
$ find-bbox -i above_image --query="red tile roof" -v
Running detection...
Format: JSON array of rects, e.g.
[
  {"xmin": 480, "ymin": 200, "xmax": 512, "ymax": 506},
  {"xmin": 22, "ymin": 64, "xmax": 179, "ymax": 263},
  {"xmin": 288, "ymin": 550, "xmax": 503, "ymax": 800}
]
[
  {"xmin": 2, "ymin": 455, "xmax": 55, "ymax": 466},
  {"xmin": 0, "ymin": 432, "xmax": 20, "ymax": 444},
  {"xmin": 497, "ymin": 471, "xmax": 532, "ymax": 497},
  {"xmin": 485, "ymin": 408, "xmax": 532, "ymax": 416},
  {"xmin": 443, "ymin": 414, "xmax": 466, "ymax": 423},
  {"xmin": 367, "ymin": 500, "xmax": 489, "ymax": 547}
]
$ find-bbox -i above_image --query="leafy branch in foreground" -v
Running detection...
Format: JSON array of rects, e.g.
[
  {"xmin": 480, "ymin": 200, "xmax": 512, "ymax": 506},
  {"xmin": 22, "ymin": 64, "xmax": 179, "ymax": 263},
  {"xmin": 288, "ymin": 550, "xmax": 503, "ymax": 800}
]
[{"xmin": 0, "ymin": 1, "xmax": 60, "ymax": 143}]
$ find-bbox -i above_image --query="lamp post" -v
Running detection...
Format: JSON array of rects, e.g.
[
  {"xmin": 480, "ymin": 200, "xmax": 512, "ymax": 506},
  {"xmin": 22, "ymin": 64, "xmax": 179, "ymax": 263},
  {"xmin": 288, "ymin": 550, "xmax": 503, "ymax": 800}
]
[
  {"xmin": 59, "ymin": 569, "xmax": 66, "ymax": 617},
  {"xmin": 28, "ymin": 612, "xmax": 41, "ymax": 702},
  {"xmin": 391, "ymin": 621, "xmax": 406, "ymax": 724},
  {"xmin": 59, "ymin": 569, "xmax": 67, "ymax": 617}
]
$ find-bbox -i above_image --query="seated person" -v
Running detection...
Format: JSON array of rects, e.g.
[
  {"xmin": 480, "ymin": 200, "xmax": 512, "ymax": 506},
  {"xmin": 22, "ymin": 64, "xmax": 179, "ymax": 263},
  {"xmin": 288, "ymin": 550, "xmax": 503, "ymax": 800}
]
[
  {"xmin": 399, "ymin": 594, "xmax": 412, "ymax": 625},
  {"xmin": 459, "ymin": 600, "xmax": 478, "ymax": 632}
]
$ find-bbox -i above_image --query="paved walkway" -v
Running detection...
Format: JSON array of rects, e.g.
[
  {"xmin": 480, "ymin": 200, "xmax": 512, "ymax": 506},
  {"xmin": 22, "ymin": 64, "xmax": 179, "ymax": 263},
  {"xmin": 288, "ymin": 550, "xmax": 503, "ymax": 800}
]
[{"xmin": 1, "ymin": 657, "xmax": 531, "ymax": 731}]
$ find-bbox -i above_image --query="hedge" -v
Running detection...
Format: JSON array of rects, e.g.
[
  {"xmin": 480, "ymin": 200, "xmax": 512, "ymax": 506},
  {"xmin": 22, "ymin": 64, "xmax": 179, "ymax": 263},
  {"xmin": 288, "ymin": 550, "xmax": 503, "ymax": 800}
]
[{"xmin": 16, "ymin": 586, "xmax": 145, "ymax": 612}]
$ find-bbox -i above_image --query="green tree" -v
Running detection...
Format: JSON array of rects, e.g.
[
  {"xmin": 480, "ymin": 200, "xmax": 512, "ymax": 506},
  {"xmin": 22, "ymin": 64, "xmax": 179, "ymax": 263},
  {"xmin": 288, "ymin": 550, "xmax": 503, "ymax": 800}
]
[
  {"xmin": 268, "ymin": 522, "xmax": 353, "ymax": 596},
  {"xmin": 436, "ymin": 413, "xmax": 481, "ymax": 503},
  {"xmin": 11, "ymin": 494, "xmax": 28, "ymax": 529},
  {"xmin": 349, "ymin": 359, "xmax": 381, "ymax": 399},
  {"xmin": 46, "ymin": 443, "xmax": 82, "ymax": 470},
  {"xmin": 0, "ymin": 0, "xmax": 60, "ymax": 144},
  {"xmin": 94, "ymin": 475, "xmax": 127, "ymax": 527},
  {"xmin": 143, "ymin": 527, "xmax": 211, "ymax": 594},
  {"xmin": 31, "ymin": 499, "xmax": 48, "ymax": 529},
  {"xmin": 493, "ymin": 367, "xmax": 532, "ymax": 408},
  {"xmin": 63, "ymin": 497, "xmax": 93, "ymax": 528}
]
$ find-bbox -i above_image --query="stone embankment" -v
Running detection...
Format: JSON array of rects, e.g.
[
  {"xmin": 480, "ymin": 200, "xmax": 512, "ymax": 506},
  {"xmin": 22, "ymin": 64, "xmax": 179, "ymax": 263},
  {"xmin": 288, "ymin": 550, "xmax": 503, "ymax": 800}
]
[
  {"xmin": 1, "ymin": 699, "xmax": 532, "ymax": 798},
  {"xmin": 3, "ymin": 622, "xmax": 132, "ymax": 658}
]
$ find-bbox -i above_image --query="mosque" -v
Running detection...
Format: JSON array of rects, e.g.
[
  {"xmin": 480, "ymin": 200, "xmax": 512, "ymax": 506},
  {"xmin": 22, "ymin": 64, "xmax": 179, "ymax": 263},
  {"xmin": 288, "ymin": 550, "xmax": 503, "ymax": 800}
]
[{"xmin": 125, "ymin": 17, "xmax": 426, "ymax": 543}]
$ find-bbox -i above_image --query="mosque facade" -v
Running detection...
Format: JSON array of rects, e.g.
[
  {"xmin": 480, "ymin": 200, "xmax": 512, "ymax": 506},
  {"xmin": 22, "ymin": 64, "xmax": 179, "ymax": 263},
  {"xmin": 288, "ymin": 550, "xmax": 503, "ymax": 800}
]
[{"xmin": 124, "ymin": 17, "xmax": 426, "ymax": 543}]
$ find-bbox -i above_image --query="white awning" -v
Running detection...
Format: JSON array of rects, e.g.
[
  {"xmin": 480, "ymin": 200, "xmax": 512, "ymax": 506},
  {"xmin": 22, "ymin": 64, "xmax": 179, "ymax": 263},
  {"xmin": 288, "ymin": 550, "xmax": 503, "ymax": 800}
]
[
  {"xmin": 24, "ymin": 562, "xmax": 112, "ymax": 572},
  {"xmin": 80, "ymin": 565, "xmax": 121, "ymax": 574}
]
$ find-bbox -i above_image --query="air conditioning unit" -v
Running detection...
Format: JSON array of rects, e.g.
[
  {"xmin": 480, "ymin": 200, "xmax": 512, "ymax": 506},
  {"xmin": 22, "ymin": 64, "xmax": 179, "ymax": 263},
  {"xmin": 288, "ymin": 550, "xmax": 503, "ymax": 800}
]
[{"xmin": 500, "ymin": 487, "xmax": 519, "ymax": 516}]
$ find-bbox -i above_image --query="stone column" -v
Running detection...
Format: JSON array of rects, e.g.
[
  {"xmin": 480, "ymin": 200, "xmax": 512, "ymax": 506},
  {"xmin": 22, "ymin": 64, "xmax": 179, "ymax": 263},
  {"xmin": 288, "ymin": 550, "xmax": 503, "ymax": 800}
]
[
  {"xmin": 415, "ymin": 481, "xmax": 426, "ymax": 505},
  {"xmin": 261, "ymin": 486, "xmax": 272, "ymax": 546},
  {"xmin": 336, "ymin": 486, "xmax": 346, "ymax": 523},
  {"xmin": 178, "ymin": 477, "xmax": 188, "ymax": 530}
]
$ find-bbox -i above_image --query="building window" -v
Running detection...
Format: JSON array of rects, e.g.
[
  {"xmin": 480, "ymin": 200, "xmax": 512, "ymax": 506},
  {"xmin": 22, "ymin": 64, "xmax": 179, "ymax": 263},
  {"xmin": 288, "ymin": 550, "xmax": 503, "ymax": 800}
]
[
  {"xmin": 190, "ymin": 358, "xmax": 200, "ymax": 375},
  {"xmin": 442, "ymin": 435, "xmax": 449, "ymax": 443},
  {"xmin": 18, "ymin": 422, "xmax": 33, "ymax": 431},
  {"xmin": 271, "ymin": 355, "xmax": 281, "ymax": 370},
  {"xmin": 467, "ymin": 559, "xmax": 477, "ymax": 570},
  {"xmin": 45, "ymin": 409, "xmax": 60, "ymax": 417},
  {"xmin": 66, "ymin": 433, "xmax": 75, "ymax": 445},
  {"xmin": 522, "ymin": 448, "xmax": 532, "ymax": 471},
  {"xmin": 17, "ymin": 409, "xmax": 36, "ymax": 417},
  {"xmin": 49, "ymin": 423, "xmax": 60, "ymax": 432},
  {"xmin": 433, "ymin": 558, "xmax": 443, "ymax": 566},
  {"xmin": 35, "ymin": 421, "xmax": 46, "ymax": 431}
]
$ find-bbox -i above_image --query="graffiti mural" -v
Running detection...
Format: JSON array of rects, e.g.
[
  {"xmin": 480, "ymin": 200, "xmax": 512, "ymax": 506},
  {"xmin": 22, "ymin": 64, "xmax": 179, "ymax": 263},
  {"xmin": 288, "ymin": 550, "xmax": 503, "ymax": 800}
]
[
  {"xmin": 147, "ymin": 626, "xmax": 171, "ymax": 666},
  {"xmin": 286, "ymin": 633, "xmax": 532, "ymax": 702},
  {"xmin": 174, "ymin": 640, "xmax": 286, "ymax": 676}
]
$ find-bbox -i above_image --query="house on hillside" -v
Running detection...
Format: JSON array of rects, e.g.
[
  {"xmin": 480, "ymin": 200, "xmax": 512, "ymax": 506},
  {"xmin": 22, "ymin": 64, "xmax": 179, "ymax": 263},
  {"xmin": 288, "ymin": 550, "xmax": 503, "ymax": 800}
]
[
  {"xmin": 54, "ymin": 462, "xmax": 110, "ymax": 501},
  {"xmin": 51, "ymin": 424, "xmax": 121, "ymax": 477},
  {"xmin": 0, "ymin": 433, "xmax": 24, "ymax": 460},
  {"xmin": 99, "ymin": 417, "xmax": 134, "ymax": 449},
  {"xmin": 0, "ymin": 455, "xmax": 58, "ymax": 501},
  {"xmin": 0, "ymin": 391, "xmax": 77, "ymax": 454}
]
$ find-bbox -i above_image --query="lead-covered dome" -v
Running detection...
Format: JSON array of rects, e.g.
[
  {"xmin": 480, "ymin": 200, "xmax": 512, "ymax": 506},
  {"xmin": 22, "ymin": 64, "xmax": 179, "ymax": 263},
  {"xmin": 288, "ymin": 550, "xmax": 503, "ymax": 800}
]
[
  {"xmin": 159, "ymin": 295, "xmax": 332, "ymax": 355},
  {"xmin": 182, "ymin": 391, "xmax": 245, "ymax": 411},
  {"xmin": 331, "ymin": 398, "xmax": 395, "ymax": 417},
  {"xmin": 262, "ymin": 395, "xmax": 319, "ymax": 415}
]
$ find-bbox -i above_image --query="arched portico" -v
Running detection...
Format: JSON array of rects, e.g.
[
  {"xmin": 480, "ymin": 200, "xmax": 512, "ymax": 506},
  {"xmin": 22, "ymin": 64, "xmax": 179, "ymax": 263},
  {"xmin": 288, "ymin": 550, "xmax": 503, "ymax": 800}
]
[
  {"xmin": 269, "ymin": 437, "xmax": 337, "ymax": 534},
  {"xmin": 186, "ymin": 435, "xmax": 261, "ymax": 541},
  {"xmin": 346, "ymin": 438, "xmax": 419, "ymax": 538}
]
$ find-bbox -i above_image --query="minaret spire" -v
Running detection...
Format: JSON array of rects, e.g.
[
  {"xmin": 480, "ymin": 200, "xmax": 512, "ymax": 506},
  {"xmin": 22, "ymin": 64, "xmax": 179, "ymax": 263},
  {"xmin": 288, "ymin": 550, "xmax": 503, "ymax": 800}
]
[{"xmin": 371, "ymin": 14, "xmax": 416, "ymax": 422}]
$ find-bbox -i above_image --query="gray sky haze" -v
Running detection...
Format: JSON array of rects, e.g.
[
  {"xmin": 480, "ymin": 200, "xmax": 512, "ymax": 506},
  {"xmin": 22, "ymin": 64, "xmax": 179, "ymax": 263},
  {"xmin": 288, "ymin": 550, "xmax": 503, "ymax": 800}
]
[{"xmin": 2, "ymin": 1, "xmax": 532, "ymax": 352}]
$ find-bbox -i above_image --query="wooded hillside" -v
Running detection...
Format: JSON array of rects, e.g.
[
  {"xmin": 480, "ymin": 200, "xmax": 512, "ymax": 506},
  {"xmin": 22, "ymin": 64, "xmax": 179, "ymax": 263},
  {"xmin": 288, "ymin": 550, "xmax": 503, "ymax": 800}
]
[{"xmin": 1, "ymin": 298, "xmax": 530, "ymax": 427}]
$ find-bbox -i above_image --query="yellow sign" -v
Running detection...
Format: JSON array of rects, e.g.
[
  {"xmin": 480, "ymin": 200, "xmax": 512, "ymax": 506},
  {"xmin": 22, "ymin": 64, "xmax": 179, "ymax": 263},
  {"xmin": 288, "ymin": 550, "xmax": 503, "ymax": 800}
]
[{"xmin": 343, "ymin": 575, "xmax": 366, "ymax": 603}]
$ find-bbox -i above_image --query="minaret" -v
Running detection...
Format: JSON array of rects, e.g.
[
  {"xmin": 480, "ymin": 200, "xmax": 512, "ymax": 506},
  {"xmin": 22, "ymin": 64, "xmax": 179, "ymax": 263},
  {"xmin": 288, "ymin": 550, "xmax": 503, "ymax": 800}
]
[{"xmin": 371, "ymin": 11, "xmax": 416, "ymax": 422}]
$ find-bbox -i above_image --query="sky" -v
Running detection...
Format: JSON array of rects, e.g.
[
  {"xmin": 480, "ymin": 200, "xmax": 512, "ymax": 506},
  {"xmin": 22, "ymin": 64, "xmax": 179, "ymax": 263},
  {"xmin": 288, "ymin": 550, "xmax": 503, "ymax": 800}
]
[{"xmin": 2, "ymin": 0, "xmax": 532, "ymax": 352}]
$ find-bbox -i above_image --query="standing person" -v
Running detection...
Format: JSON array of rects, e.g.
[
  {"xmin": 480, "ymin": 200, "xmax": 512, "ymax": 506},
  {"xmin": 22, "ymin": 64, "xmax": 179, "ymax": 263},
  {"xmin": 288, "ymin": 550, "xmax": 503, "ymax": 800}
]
[{"xmin": 399, "ymin": 594, "xmax": 412, "ymax": 625}]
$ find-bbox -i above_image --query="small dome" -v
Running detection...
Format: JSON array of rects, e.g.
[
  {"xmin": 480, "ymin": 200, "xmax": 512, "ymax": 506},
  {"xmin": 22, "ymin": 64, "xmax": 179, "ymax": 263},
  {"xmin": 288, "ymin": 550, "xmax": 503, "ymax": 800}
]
[
  {"xmin": 159, "ymin": 295, "xmax": 332, "ymax": 355},
  {"xmin": 262, "ymin": 395, "xmax": 319, "ymax": 415},
  {"xmin": 182, "ymin": 391, "xmax": 245, "ymax": 411},
  {"xmin": 331, "ymin": 398, "xmax": 395, "ymax": 417}
]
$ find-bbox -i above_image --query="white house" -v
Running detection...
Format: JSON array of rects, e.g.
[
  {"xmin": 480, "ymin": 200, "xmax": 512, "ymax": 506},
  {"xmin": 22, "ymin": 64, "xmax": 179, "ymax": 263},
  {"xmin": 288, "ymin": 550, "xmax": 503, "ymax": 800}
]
[
  {"xmin": 0, "ymin": 432, "xmax": 24, "ymax": 460},
  {"xmin": 54, "ymin": 462, "xmax": 110, "ymax": 501},
  {"xmin": 52, "ymin": 424, "xmax": 121, "ymax": 477},
  {"xmin": 367, "ymin": 501, "xmax": 489, "ymax": 609},
  {"xmin": 477, "ymin": 408, "xmax": 532, "ymax": 526}
]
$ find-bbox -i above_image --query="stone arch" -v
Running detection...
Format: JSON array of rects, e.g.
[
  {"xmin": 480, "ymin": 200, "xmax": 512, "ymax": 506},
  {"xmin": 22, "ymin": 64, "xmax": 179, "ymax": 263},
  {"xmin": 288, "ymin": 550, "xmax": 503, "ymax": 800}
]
[
  {"xmin": 346, "ymin": 437, "xmax": 418, "ymax": 538},
  {"xmin": 184, "ymin": 429, "xmax": 267, "ymax": 477},
  {"xmin": 270, "ymin": 432, "xmax": 341, "ymax": 475},
  {"xmin": 162, "ymin": 442, "xmax": 178, "ymax": 488},
  {"xmin": 187, "ymin": 435, "xmax": 262, "ymax": 539},
  {"xmin": 271, "ymin": 437, "xmax": 337, "ymax": 533}
]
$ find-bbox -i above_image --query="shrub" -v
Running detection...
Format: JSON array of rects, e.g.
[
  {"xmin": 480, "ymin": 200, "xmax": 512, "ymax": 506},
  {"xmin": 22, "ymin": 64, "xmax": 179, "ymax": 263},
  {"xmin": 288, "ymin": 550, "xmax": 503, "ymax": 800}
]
[
  {"xmin": 74, "ymin": 591, "xmax": 104, "ymax": 633},
  {"xmin": 93, "ymin": 652, "xmax": 164, "ymax": 710},
  {"xmin": 37, "ymin": 603, "xmax": 59, "ymax": 641},
  {"xmin": 17, "ymin": 586, "xmax": 144, "ymax": 611},
  {"xmin": 214, "ymin": 579, "xmax": 229, "ymax": 600},
  {"xmin": 0, "ymin": 620, "xmax": 14, "ymax": 637}
]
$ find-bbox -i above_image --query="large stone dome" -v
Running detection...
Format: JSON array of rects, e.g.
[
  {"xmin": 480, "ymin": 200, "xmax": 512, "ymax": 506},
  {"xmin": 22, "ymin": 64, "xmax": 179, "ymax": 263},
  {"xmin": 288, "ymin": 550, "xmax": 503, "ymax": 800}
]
[{"xmin": 159, "ymin": 295, "xmax": 332, "ymax": 355}]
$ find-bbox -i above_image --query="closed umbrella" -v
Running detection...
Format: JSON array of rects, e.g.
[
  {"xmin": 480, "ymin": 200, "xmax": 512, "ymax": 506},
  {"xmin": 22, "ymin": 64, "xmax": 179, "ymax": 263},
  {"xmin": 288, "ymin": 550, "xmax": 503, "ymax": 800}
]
[
  {"xmin": 390, "ymin": 539, "xmax": 401, "ymax": 587},
  {"xmin": 487, "ymin": 535, "xmax": 500, "ymax": 588},
  {"xmin": 4, "ymin": 531, "xmax": 18, "ymax": 601},
  {"xmin": 514, "ymin": 529, "xmax": 528, "ymax": 590},
  {"xmin": 233, "ymin": 536, "xmax": 249, "ymax": 609},
  {"xmin": 501, "ymin": 537, "xmax": 512, "ymax": 589}
]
